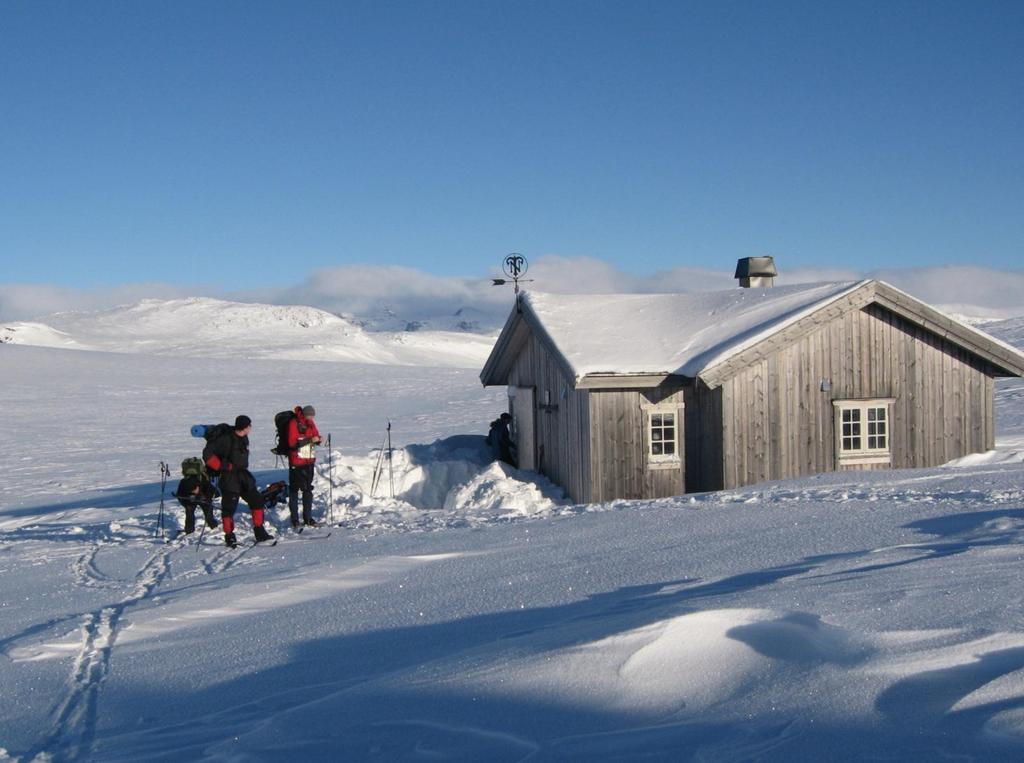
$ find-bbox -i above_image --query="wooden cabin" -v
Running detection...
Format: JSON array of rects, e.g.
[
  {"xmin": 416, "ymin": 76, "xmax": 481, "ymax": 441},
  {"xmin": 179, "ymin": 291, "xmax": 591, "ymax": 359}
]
[{"xmin": 479, "ymin": 276, "xmax": 1024, "ymax": 502}]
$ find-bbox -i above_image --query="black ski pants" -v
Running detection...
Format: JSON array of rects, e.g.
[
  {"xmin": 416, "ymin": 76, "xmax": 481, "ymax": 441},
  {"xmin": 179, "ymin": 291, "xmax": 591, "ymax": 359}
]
[
  {"xmin": 289, "ymin": 463, "xmax": 315, "ymax": 523},
  {"xmin": 220, "ymin": 470, "xmax": 265, "ymax": 530},
  {"xmin": 177, "ymin": 497, "xmax": 218, "ymax": 534}
]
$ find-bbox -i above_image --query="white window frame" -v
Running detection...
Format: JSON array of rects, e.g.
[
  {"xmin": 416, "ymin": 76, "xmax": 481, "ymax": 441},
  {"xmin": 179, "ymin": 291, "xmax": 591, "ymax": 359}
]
[
  {"xmin": 833, "ymin": 398, "xmax": 894, "ymax": 466},
  {"xmin": 643, "ymin": 403, "xmax": 683, "ymax": 470}
]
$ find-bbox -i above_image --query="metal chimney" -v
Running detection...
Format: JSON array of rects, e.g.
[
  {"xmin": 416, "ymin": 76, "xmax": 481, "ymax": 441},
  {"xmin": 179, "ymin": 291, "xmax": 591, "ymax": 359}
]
[{"xmin": 735, "ymin": 256, "xmax": 777, "ymax": 288}]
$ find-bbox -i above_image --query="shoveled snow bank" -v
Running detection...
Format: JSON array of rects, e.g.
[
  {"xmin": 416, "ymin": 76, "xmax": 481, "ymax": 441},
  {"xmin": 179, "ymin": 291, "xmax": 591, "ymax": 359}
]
[{"xmin": 270, "ymin": 435, "xmax": 570, "ymax": 532}]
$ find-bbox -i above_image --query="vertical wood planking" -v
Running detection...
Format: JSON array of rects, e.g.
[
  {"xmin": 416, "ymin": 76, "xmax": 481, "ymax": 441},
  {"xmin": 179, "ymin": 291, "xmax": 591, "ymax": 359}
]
[
  {"xmin": 718, "ymin": 304, "xmax": 999, "ymax": 489},
  {"xmin": 508, "ymin": 333, "xmax": 593, "ymax": 502}
]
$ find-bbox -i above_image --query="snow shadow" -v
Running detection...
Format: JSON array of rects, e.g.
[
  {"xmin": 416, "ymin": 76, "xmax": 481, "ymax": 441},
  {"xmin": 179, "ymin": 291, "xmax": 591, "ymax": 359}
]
[
  {"xmin": 0, "ymin": 469, "xmax": 285, "ymax": 543},
  {"xmin": 876, "ymin": 645, "xmax": 1024, "ymax": 740},
  {"xmin": 0, "ymin": 481, "xmax": 160, "ymax": 521},
  {"xmin": 726, "ymin": 611, "xmax": 873, "ymax": 667},
  {"xmin": 54, "ymin": 576, "xmax": 809, "ymax": 760},
  {"xmin": 904, "ymin": 507, "xmax": 1024, "ymax": 540},
  {"xmin": 791, "ymin": 507, "xmax": 1024, "ymax": 582},
  {"xmin": 82, "ymin": 565, "xmax": 1024, "ymax": 762}
]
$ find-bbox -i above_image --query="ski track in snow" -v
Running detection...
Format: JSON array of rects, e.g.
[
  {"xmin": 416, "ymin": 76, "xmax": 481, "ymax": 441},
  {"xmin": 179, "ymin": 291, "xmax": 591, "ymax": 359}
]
[
  {"xmin": 5, "ymin": 529, "xmax": 280, "ymax": 761},
  {"xmin": 28, "ymin": 546, "xmax": 172, "ymax": 761},
  {"xmin": 72, "ymin": 541, "xmax": 127, "ymax": 591}
]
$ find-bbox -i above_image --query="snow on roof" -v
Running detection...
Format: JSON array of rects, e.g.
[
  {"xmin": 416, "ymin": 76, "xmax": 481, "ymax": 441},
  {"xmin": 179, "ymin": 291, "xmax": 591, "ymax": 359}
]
[{"xmin": 522, "ymin": 281, "xmax": 867, "ymax": 380}]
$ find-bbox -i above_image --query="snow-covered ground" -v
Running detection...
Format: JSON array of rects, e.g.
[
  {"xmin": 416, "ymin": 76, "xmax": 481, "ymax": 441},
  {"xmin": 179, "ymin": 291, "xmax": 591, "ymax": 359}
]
[{"xmin": 2, "ymin": 306, "xmax": 1024, "ymax": 760}]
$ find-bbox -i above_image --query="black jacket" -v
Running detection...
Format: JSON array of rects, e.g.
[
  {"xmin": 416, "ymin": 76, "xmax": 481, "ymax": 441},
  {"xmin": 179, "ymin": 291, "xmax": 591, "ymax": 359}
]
[
  {"xmin": 175, "ymin": 475, "xmax": 215, "ymax": 507},
  {"xmin": 203, "ymin": 430, "xmax": 256, "ymax": 495},
  {"xmin": 488, "ymin": 419, "xmax": 516, "ymax": 465}
]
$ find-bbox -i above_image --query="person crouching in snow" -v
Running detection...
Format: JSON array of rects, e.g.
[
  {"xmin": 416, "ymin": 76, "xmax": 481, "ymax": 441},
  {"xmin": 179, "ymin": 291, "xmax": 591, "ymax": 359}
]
[
  {"xmin": 174, "ymin": 473, "xmax": 218, "ymax": 535},
  {"xmin": 202, "ymin": 415, "xmax": 274, "ymax": 547},
  {"xmin": 287, "ymin": 405, "xmax": 322, "ymax": 528},
  {"xmin": 487, "ymin": 412, "xmax": 517, "ymax": 468}
]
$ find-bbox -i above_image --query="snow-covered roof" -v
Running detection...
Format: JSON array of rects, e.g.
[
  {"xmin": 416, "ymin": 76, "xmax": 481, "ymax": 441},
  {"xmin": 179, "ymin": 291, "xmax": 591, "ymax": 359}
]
[
  {"xmin": 481, "ymin": 280, "xmax": 1024, "ymax": 388},
  {"xmin": 526, "ymin": 281, "xmax": 864, "ymax": 379}
]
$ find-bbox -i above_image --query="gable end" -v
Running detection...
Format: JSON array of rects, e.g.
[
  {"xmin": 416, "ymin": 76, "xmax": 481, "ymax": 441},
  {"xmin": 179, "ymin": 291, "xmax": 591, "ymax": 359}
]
[
  {"xmin": 699, "ymin": 281, "xmax": 1024, "ymax": 388},
  {"xmin": 480, "ymin": 297, "xmax": 579, "ymax": 387},
  {"xmin": 699, "ymin": 282, "xmax": 879, "ymax": 388}
]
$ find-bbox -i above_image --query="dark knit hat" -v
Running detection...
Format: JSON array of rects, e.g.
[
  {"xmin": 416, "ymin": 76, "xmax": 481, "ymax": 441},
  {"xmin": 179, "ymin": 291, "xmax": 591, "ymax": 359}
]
[
  {"xmin": 234, "ymin": 415, "xmax": 252, "ymax": 430},
  {"xmin": 302, "ymin": 405, "xmax": 316, "ymax": 417}
]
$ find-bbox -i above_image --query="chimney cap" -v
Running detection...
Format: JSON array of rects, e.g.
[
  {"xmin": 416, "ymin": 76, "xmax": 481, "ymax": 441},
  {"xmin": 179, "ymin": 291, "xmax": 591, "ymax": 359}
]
[{"xmin": 734, "ymin": 256, "xmax": 778, "ymax": 279}]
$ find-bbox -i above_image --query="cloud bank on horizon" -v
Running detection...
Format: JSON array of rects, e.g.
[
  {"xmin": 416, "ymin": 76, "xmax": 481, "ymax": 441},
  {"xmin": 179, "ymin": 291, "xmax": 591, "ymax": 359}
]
[{"xmin": 2, "ymin": 257, "xmax": 1024, "ymax": 324}]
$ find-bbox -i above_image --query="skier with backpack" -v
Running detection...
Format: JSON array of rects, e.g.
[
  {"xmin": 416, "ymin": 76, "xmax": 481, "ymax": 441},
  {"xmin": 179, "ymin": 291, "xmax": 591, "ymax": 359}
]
[
  {"xmin": 174, "ymin": 457, "xmax": 219, "ymax": 535},
  {"xmin": 274, "ymin": 405, "xmax": 322, "ymax": 529},
  {"xmin": 202, "ymin": 415, "xmax": 274, "ymax": 547}
]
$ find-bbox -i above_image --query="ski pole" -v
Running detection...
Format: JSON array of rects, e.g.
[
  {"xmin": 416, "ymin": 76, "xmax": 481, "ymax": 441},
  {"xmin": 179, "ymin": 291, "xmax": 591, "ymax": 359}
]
[
  {"xmin": 370, "ymin": 430, "xmax": 387, "ymax": 497},
  {"xmin": 157, "ymin": 461, "xmax": 170, "ymax": 538},
  {"xmin": 196, "ymin": 511, "xmax": 207, "ymax": 552},
  {"xmin": 387, "ymin": 420, "xmax": 394, "ymax": 499},
  {"xmin": 327, "ymin": 433, "xmax": 334, "ymax": 525}
]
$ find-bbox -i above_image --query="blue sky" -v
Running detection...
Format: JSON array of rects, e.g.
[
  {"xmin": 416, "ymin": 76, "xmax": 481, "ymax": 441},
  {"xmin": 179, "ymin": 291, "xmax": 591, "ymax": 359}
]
[{"xmin": 2, "ymin": 0, "xmax": 1022, "ymax": 293}]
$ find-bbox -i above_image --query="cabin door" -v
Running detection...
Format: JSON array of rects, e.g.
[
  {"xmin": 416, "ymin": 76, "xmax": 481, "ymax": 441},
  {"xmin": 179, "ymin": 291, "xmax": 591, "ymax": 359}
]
[{"xmin": 509, "ymin": 386, "xmax": 536, "ymax": 470}]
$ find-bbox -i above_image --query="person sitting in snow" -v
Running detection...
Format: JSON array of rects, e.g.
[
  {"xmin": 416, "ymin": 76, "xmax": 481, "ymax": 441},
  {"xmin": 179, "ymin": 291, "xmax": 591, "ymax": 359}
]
[
  {"xmin": 286, "ymin": 405, "xmax": 322, "ymax": 529},
  {"xmin": 202, "ymin": 415, "xmax": 274, "ymax": 547},
  {"xmin": 487, "ymin": 412, "xmax": 517, "ymax": 468},
  {"xmin": 174, "ymin": 473, "xmax": 218, "ymax": 535}
]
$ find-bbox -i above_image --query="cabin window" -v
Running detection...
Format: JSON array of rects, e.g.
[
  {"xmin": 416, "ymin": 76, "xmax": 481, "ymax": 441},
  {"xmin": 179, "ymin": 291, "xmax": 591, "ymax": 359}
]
[
  {"xmin": 644, "ymin": 404, "xmax": 682, "ymax": 468},
  {"xmin": 650, "ymin": 412, "xmax": 676, "ymax": 457},
  {"xmin": 834, "ymin": 399, "xmax": 894, "ymax": 465}
]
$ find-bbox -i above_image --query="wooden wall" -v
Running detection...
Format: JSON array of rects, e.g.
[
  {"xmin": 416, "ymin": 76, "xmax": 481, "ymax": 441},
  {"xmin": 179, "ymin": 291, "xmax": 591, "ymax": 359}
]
[
  {"xmin": 507, "ymin": 334, "xmax": 592, "ymax": 503},
  {"xmin": 717, "ymin": 304, "xmax": 998, "ymax": 489},
  {"xmin": 588, "ymin": 385, "xmax": 686, "ymax": 503}
]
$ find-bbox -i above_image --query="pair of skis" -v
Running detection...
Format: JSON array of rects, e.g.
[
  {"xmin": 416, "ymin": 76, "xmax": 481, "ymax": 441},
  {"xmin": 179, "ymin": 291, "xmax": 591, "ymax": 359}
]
[
  {"xmin": 292, "ymin": 525, "xmax": 333, "ymax": 540},
  {"xmin": 170, "ymin": 529, "xmax": 332, "ymax": 549},
  {"xmin": 222, "ymin": 528, "xmax": 331, "ymax": 548}
]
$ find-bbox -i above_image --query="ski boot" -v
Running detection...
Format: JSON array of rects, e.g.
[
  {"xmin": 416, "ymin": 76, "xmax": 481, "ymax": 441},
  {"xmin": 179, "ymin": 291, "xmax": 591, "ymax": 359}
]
[
  {"xmin": 224, "ymin": 531, "xmax": 238, "ymax": 549},
  {"xmin": 253, "ymin": 524, "xmax": 274, "ymax": 544},
  {"xmin": 303, "ymin": 517, "xmax": 320, "ymax": 528}
]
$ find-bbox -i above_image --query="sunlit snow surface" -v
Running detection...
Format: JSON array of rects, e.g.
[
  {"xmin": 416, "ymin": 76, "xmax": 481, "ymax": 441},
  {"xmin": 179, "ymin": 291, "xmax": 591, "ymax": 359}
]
[{"xmin": 1, "ymin": 314, "xmax": 1024, "ymax": 761}]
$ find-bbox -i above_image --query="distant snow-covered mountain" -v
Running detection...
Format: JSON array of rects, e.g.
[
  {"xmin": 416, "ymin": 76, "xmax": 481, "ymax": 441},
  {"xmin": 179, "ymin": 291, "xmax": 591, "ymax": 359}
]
[
  {"xmin": 4, "ymin": 291, "xmax": 1021, "ymax": 370},
  {"xmin": 350, "ymin": 305, "xmax": 503, "ymax": 334},
  {"xmin": 0, "ymin": 297, "xmax": 498, "ymax": 368},
  {"xmin": 987, "ymin": 313, "xmax": 1024, "ymax": 350}
]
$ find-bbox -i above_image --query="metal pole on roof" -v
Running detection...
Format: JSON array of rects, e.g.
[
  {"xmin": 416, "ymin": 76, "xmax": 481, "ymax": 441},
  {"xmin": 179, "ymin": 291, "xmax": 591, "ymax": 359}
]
[{"xmin": 491, "ymin": 253, "xmax": 533, "ymax": 312}]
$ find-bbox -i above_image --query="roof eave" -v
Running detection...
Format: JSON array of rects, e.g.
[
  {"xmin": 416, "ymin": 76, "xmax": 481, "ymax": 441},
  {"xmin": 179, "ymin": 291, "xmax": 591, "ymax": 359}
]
[
  {"xmin": 576, "ymin": 372, "xmax": 686, "ymax": 390},
  {"xmin": 479, "ymin": 305, "xmax": 526, "ymax": 386},
  {"xmin": 870, "ymin": 281, "xmax": 1024, "ymax": 377}
]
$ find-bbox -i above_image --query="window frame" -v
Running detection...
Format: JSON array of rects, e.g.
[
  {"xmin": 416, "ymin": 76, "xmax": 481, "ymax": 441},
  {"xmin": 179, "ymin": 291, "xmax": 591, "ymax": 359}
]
[
  {"xmin": 643, "ymin": 402, "xmax": 683, "ymax": 470},
  {"xmin": 833, "ymin": 398, "xmax": 895, "ymax": 466}
]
